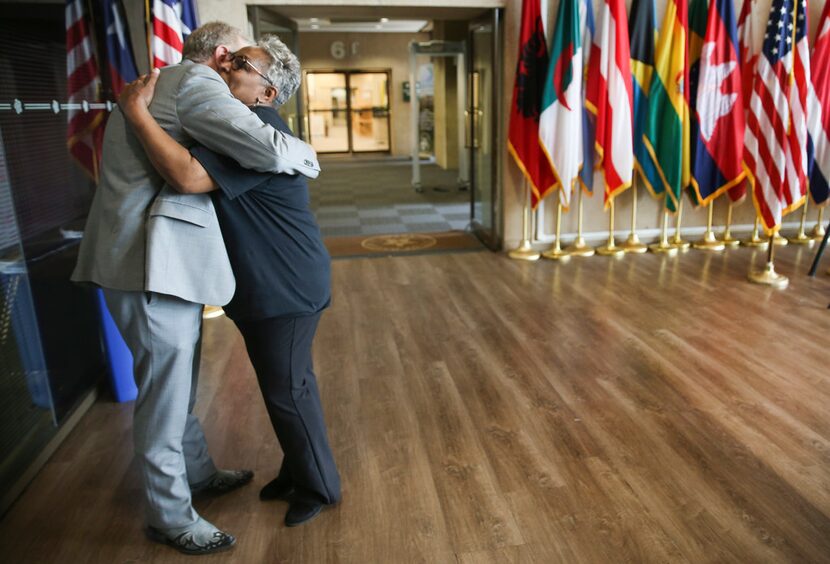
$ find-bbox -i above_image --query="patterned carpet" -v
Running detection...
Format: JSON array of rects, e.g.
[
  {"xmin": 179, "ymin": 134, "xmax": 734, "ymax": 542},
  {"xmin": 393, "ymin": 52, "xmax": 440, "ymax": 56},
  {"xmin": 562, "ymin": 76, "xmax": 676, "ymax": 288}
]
[{"xmin": 309, "ymin": 160, "xmax": 471, "ymax": 237}]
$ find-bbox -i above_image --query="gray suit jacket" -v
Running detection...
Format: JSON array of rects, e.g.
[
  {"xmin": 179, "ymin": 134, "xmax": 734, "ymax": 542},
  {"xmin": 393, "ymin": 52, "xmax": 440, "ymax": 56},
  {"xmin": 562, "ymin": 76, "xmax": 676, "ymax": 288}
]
[{"xmin": 72, "ymin": 60, "xmax": 320, "ymax": 306}]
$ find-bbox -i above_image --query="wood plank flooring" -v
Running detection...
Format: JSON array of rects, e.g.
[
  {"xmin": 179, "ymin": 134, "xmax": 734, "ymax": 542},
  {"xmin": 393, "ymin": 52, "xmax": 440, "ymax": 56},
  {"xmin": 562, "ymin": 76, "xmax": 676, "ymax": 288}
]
[{"xmin": 1, "ymin": 244, "xmax": 829, "ymax": 563}]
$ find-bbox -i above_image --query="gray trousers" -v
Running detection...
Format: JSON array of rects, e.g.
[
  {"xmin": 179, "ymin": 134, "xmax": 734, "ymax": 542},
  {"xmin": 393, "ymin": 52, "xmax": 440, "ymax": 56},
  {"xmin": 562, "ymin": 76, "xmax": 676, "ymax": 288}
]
[{"xmin": 103, "ymin": 288, "xmax": 217, "ymax": 530}]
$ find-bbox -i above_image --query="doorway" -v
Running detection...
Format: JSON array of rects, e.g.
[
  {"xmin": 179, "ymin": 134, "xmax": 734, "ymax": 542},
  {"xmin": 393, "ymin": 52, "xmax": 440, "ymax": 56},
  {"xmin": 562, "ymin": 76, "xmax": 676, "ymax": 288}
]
[{"xmin": 305, "ymin": 70, "xmax": 391, "ymax": 154}]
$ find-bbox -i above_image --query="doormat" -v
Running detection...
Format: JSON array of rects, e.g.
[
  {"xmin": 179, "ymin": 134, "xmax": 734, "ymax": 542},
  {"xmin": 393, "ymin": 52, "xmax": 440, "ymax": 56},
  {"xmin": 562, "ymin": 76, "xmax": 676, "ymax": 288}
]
[{"xmin": 325, "ymin": 231, "xmax": 484, "ymax": 259}]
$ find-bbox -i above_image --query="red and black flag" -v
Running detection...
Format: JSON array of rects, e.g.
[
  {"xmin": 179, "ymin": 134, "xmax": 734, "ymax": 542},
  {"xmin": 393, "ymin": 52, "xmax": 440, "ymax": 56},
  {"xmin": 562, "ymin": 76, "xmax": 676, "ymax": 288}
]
[{"xmin": 508, "ymin": 0, "xmax": 556, "ymax": 207}]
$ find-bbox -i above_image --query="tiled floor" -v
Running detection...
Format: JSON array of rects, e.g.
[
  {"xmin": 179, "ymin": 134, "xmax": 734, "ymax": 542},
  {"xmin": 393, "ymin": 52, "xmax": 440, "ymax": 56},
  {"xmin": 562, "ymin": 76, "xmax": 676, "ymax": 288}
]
[{"xmin": 309, "ymin": 159, "xmax": 471, "ymax": 237}]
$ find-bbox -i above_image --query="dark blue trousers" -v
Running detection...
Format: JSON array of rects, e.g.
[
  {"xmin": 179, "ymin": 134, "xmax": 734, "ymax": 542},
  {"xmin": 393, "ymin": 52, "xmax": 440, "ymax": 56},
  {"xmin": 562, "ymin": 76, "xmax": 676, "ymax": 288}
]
[{"xmin": 236, "ymin": 312, "xmax": 340, "ymax": 505}]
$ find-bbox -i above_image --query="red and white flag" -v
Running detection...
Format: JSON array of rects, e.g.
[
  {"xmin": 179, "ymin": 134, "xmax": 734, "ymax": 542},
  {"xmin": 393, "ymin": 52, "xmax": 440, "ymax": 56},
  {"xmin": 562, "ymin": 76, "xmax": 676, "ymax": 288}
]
[
  {"xmin": 66, "ymin": 0, "xmax": 104, "ymax": 180},
  {"xmin": 746, "ymin": 0, "xmax": 807, "ymax": 233},
  {"xmin": 730, "ymin": 0, "xmax": 758, "ymax": 203},
  {"xmin": 782, "ymin": 0, "xmax": 811, "ymax": 214},
  {"xmin": 152, "ymin": 0, "xmax": 199, "ymax": 68},
  {"xmin": 807, "ymin": 2, "xmax": 830, "ymax": 206},
  {"xmin": 585, "ymin": 0, "xmax": 634, "ymax": 206}
]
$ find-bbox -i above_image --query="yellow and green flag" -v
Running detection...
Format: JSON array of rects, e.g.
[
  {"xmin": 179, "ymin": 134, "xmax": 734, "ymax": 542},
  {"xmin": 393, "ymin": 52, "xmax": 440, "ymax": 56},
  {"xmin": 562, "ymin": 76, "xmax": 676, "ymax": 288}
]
[{"xmin": 643, "ymin": 0, "xmax": 690, "ymax": 213}]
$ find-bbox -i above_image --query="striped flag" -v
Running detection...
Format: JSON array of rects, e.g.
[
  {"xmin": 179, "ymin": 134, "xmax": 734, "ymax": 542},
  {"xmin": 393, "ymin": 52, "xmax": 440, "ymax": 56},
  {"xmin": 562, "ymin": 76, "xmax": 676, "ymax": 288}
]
[
  {"xmin": 508, "ymin": 0, "xmax": 557, "ymax": 207},
  {"xmin": 730, "ymin": 0, "xmax": 758, "ymax": 203},
  {"xmin": 66, "ymin": 0, "xmax": 105, "ymax": 181},
  {"xmin": 152, "ymin": 0, "xmax": 199, "ymax": 68},
  {"xmin": 746, "ymin": 0, "xmax": 805, "ymax": 233},
  {"xmin": 688, "ymin": 0, "xmax": 708, "ymax": 172},
  {"xmin": 691, "ymin": 0, "xmax": 746, "ymax": 205},
  {"xmin": 585, "ymin": 0, "xmax": 634, "ymax": 206},
  {"xmin": 579, "ymin": 0, "xmax": 596, "ymax": 194},
  {"xmin": 643, "ymin": 0, "xmax": 691, "ymax": 213},
  {"xmin": 808, "ymin": 1, "xmax": 830, "ymax": 206},
  {"xmin": 103, "ymin": 0, "xmax": 138, "ymax": 96},
  {"xmin": 629, "ymin": 0, "xmax": 660, "ymax": 196},
  {"xmin": 782, "ymin": 0, "xmax": 811, "ymax": 215},
  {"xmin": 539, "ymin": 0, "xmax": 583, "ymax": 208}
]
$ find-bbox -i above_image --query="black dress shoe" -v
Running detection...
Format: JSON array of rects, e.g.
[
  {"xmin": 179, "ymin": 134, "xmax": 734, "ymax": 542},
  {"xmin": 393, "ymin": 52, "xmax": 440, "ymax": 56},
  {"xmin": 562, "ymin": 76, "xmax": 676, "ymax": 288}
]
[
  {"xmin": 259, "ymin": 475, "xmax": 294, "ymax": 501},
  {"xmin": 146, "ymin": 525, "xmax": 236, "ymax": 555},
  {"xmin": 285, "ymin": 501, "xmax": 323, "ymax": 527}
]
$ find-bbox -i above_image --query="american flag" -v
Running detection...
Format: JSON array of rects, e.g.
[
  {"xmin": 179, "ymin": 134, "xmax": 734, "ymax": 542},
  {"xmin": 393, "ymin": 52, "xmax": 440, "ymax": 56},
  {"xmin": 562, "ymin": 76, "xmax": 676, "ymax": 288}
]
[
  {"xmin": 66, "ymin": 0, "xmax": 104, "ymax": 180},
  {"xmin": 746, "ymin": 0, "xmax": 807, "ymax": 233},
  {"xmin": 152, "ymin": 0, "xmax": 199, "ymax": 68}
]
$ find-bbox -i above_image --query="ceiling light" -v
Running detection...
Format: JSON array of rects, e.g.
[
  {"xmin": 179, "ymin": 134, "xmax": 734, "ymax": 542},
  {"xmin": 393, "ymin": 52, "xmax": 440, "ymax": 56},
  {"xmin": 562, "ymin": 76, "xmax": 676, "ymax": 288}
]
[{"xmin": 380, "ymin": 18, "xmax": 389, "ymax": 23}]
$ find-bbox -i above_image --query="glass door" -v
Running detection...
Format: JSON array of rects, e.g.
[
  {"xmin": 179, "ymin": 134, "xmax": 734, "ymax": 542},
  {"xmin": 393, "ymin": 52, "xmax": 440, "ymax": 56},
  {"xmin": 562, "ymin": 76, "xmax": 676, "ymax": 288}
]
[
  {"xmin": 349, "ymin": 72, "xmax": 391, "ymax": 152},
  {"xmin": 247, "ymin": 7, "xmax": 304, "ymax": 138},
  {"xmin": 468, "ymin": 11, "xmax": 502, "ymax": 249},
  {"xmin": 306, "ymin": 72, "xmax": 350, "ymax": 153},
  {"xmin": 306, "ymin": 71, "xmax": 391, "ymax": 154}
]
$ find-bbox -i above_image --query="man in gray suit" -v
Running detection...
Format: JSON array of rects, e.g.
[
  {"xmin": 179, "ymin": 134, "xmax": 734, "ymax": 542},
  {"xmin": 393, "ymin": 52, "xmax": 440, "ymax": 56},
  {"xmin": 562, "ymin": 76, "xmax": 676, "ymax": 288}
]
[{"xmin": 72, "ymin": 22, "xmax": 319, "ymax": 556}]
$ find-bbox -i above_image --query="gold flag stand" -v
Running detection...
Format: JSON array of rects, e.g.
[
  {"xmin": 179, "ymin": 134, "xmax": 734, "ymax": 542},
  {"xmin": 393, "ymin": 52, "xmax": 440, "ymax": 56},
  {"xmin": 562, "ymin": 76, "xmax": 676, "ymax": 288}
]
[
  {"xmin": 771, "ymin": 232, "xmax": 789, "ymax": 246},
  {"xmin": 565, "ymin": 188, "xmax": 595, "ymax": 256},
  {"xmin": 671, "ymin": 199, "xmax": 691, "ymax": 250},
  {"xmin": 596, "ymin": 199, "xmax": 625, "ymax": 256},
  {"xmin": 748, "ymin": 228, "xmax": 788, "ymax": 288},
  {"xmin": 649, "ymin": 211, "xmax": 678, "ymax": 255},
  {"xmin": 509, "ymin": 180, "xmax": 541, "ymax": 261},
  {"xmin": 788, "ymin": 199, "xmax": 814, "ymax": 245},
  {"xmin": 742, "ymin": 218, "xmax": 769, "ymax": 248},
  {"xmin": 542, "ymin": 201, "xmax": 571, "ymax": 261},
  {"xmin": 693, "ymin": 203, "xmax": 725, "ymax": 251},
  {"xmin": 720, "ymin": 201, "xmax": 741, "ymax": 247},
  {"xmin": 620, "ymin": 181, "xmax": 648, "ymax": 253},
  {"xmin": 811, "ymin": 207, "xmax": 826, "ymax": 240}
]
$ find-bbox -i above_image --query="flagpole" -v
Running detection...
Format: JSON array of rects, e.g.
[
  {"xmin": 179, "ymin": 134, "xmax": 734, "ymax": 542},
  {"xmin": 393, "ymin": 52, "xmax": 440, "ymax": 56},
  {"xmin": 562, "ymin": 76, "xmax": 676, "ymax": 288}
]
[
  {"xmin": 742, "ymin": 217, "xmax": 768, "ymax": 248},
  {"xmin": 649, "ymin": 210, "xmax": 678, "ymax": 255},
  {"xmin": 509, "ymin": 179, "xmax": 541, "ymax": 261},
  {"xmin": 145, "ymin": 0, "xmax": 153, "ymax": 70},
  {"xmin": 720, "ymin": 201, "xmax": 741, "ymax": 246},
  {"xmin": 811, "ymin": 207, "xmax": 826, "ymax": 240},
  {"xmin": 596, "ymin": 197, "xmax": 625, "ymax": 256},
  {"xmin": 565, "ymin": 187, "xmax": 595, "ymax": 256},
  {"xmin": 748, "ymin": 226, "xmax": 788, "ymax": 288},
  {"xmin": 670, "ymin": 198, "xmax": 691, "ymax": 250},
  {"xmin": 620, "ymin": 178, "xmax": 647, "ymax": 253},
  {"xmin": 788, "ymin": 198, "xmax": 813, "ymax": 244},
  {"xmin": 693, "ymin": 201, "xmax": 725, "ymax": 251},
  {"xmin": 542, "ymin": 200, "xmax": 571, "ymax": 261}
]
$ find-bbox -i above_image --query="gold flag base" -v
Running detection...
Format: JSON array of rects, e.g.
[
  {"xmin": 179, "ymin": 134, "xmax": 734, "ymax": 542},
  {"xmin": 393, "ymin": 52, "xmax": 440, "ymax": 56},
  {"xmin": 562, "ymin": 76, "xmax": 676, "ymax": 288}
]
[
  {"xmin": 742, "ymin": 234, "xmax": 769, "ymax": 248},
  {"xmin": 692, "ymin": 231, "xmax": 725, "ymax": 251},
  {"xmin": 203, "ymin": 306, "xmax": 225, "ymax": 319},
  {"xmin": 508, "ymin": 240, "xmax": 541, "ymax": 261},
  {"xmin": 596, "ymin": 243, "xmax": 625, "ymax": 257},
  {"xmin": 771, "ymin": 233, "xmax": 788, "ymax": 246},
  {"xmin": 566, "ymin": 237, "xmax": 596, "ymax": 257},
  {"xmin": 671, "ymin": 239, "xmax": 691, "ymax": 251},
  {"xmin": 811, "ymin": 223, "xmax": 826, "ymax": 240},
  {"xmin": 541, "ymin": 247, "xmax": 570, "ymax": 261},
  {"xmin": 620, "ymin": 233, "xmax": 648, "ymax": 253},
  {"xmin": 721, "ymin": 235, "xmax": 741, "ymax": 247},
  {"xmin": 748, "ymin": 261, "xmax": 789, "ymax": 289},
  {"xmin": 648, "ymin": 241, "xmax": 678, "ymax": 255},
  {"xmin": 788, "ymin": 232, "xmax": 815, "ymax": 245}
]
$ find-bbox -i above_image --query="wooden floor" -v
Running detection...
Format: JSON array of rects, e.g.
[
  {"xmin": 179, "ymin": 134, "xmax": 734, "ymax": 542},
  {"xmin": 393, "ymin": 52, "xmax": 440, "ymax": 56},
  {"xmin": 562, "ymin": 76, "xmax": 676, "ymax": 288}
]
[{"xmin": 1, "ymin": 245, "xmax": 829, "ymax": 563}]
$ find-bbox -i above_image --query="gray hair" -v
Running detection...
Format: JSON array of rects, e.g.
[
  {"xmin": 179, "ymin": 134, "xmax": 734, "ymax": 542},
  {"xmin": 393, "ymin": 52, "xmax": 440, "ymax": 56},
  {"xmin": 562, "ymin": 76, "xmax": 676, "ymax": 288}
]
[
  {"xmin": 183, "ymin": 22, "xmax": 247, "ymax": 62},
  {"xmin": 258, "ymin": 35, "xmax": 301, "ymax": 106}
]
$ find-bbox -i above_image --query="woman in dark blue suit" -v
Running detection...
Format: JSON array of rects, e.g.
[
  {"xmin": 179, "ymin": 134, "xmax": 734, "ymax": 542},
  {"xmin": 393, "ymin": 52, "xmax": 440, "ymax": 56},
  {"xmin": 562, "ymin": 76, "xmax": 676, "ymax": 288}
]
[{"xmin": 120, "ymin": 37, "xmax": 340, "ymax": 528}]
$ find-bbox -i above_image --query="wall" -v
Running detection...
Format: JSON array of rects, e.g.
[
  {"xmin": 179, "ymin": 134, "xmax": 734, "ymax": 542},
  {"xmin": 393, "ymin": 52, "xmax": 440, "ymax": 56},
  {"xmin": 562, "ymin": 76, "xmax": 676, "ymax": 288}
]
[{"xmin": 297, "ymin": 32, "xmax": 430, "ymax": 156}]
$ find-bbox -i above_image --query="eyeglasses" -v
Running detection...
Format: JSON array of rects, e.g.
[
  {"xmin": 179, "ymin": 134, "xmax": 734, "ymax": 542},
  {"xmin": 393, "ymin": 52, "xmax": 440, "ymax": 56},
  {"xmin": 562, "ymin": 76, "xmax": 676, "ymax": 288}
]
[{"xmin": 229, "ymin": 51, "xmax": 274, "ymax": 87}]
